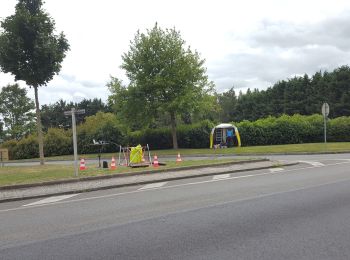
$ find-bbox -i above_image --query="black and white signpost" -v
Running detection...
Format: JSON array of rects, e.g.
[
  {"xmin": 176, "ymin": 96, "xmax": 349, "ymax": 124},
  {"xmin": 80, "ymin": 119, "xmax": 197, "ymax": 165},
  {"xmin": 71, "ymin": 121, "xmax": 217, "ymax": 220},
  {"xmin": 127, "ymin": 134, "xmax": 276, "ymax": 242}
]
[
  {"xmin": 64, "ymin": 108, "xmax": 85, "ymax": 177},
  {"xmin": 321, "ymin": 102, "xmax": 329, "ymax": 144}
]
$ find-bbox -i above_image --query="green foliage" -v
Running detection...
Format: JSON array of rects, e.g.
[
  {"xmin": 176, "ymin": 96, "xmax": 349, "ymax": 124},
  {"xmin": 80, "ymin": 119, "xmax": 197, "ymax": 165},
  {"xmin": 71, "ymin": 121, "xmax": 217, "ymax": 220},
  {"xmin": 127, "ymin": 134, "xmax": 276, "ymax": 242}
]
[
  {"xmin": 2, "ymin": 114, "xmax": 350, "ymax": 159},
  {"xmin": 109, "ymin": 23, "xmax": 213, "ymax": 148},
  {"xmin": 41, "ymin": 98, "xmax": 111, "ymax": 131},
  {"xmin": 0, "ymin": 0, "xmax": 70, "ymax": 164},
  {"xmin": 219, "ymin": 66, "xmax": 350, "ymax": 122},
  {"xmin": 13, "ymin": 134, "xmax": 39, "ymax": 159},
  {"xmin": 128, "ymin": 120, "xmax": 214, "ymax": 150},
  {"xmin": 0, "ymin": 84, "xmax": 35, "ymax": 140},
  {"xmin": 236, "ymin": 114, "xmax": 325, "ymax": 146},
  {"xmin": 44, "ymin": 128, "xmax": 72, "ymax": 156},
  {"xmin": 0, "ymin": 0, "xmax": 69, "ymax": 87},
  {"xmin": 77, "ymin": 112, "xmax": 125, "ymax": 154},
  {"xmin": 328, "ymin": 117, "xmax": 350, "ymax": 142},
  {"xmin": 0, "ymin": 139, "xmax": 18, "ymax": 159}
]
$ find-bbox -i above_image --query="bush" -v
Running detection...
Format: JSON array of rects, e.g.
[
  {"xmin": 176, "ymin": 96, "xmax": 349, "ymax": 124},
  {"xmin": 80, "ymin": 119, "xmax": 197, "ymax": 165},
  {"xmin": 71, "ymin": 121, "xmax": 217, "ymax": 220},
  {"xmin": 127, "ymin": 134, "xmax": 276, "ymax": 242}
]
[
  {"xmin": 12, "ymin": 134, "xmax": 38, "ymax": 159},
  {"xmin": 128, "ymin": 120, "xmax": 214, "ymax": 149},
  {"xmin": 3, "ymin": 114, "xmax": 350, "ymax": 159},
  {"xmin": 328, "ymin": 117, "xmax": 350, "ymax": 142},
  {"xmin": 44, "ymin": 128, "xmax": 72, "ymax": 156},
  {"xmin": 237, "ymin": 114, "xmax": 332, "ymax": 146},
  {"xmin": 1, "ymin": 139, "xmax": 18, "ymax": 160},
  {"xmin": 78, "ymin": 112, "xmax": 125, "ymax": 154}
]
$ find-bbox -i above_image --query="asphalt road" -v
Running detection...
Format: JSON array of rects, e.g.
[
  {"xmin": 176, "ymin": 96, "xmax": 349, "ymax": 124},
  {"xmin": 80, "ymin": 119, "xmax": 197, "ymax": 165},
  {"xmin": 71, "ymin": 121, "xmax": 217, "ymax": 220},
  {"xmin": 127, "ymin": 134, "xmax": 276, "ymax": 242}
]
[{"xmin": 1, "ymin": 154, "xmax": 350, "ymax": 259}]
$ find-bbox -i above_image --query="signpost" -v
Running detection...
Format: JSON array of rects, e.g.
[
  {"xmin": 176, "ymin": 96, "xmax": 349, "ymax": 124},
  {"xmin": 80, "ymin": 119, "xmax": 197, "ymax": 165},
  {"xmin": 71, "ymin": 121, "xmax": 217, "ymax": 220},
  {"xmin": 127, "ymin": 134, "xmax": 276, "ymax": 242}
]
[
  {"xmin": 64, "ymin": 108, "xmax": 85, "ymax": 177},
  {"xmin": 0, "ymin": 148, "xmax": 9, "ymax": 167},
  {"xmin": 321, "ymin": 103, "xmax": 329, "ymax": 144}
]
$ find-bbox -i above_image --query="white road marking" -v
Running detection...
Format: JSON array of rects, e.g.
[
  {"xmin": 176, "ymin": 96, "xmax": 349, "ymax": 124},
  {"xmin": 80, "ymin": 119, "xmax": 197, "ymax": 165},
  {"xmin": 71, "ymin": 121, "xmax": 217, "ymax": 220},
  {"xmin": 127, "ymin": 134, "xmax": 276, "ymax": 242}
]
[
  {"xmin": 269, "ymin": 168, "xmax": 284, "ymax": 173},
  {"xmin": 23, "ymin": 194, "xmax": 79, "ymax": 207},
  {"xmin": 213, "ymin": 174, "xmax": 231, "ymax": 180},
  {"xmin": 299, "ymin": 161, "xmax": 325, "ymax": 167},
  {"xmin": 139, "ymin": 182, "xmax": 167, "ymax": 190},
  {"xmin": 2, "ymin": 160, "xmax": 350, "ymax": 213}
]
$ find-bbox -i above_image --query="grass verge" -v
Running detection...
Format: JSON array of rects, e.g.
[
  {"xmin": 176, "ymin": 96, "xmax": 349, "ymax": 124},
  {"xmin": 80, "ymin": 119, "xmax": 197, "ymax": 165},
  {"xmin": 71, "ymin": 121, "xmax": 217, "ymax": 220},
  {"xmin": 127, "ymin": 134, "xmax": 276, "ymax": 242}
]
[{"xmin": 0, "ymin": 158, "xmax": 245, "ymax": 187}]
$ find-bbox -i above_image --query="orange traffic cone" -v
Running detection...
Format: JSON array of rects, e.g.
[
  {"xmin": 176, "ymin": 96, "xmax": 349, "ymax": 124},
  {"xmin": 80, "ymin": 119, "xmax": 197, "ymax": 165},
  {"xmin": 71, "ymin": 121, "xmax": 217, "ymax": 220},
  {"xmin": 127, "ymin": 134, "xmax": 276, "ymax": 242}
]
[
  {"xmin": 141, "ymin": 152, "xmax": 146, "ymax": 163},
  {"xmin": 110, "ymin": 156, "xmax": 117, "ymax": 170},
  {"xmin": 79, "ymin": 158, "xmax": 86, "ymax": 170},
  {"xmin": 176, "ymin": 153, "xmax": 182, "ymax": 163},
  {"xmin": 153, "ymin": 154, "xmax": 159, "ymax": 167}
]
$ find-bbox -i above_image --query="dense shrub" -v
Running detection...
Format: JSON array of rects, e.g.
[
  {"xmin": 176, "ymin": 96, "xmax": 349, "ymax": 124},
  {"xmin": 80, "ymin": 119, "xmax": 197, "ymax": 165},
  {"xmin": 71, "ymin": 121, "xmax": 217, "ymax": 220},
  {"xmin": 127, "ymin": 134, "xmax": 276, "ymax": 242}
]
[
  {"xmin": 128, "ymin": 120, "xmax": 214, "ymax": 149},
  {"xmin": 2, "ymin": 114, "xmax": 349, "ymax": 159},
  {"xmin": 328, "ymin": 117, "xmax": 350, "ymax": 142},
  {"xmin": 12, "ymin": 134, "xmax": 39, "ymax": 159},
  {"xmin": 1, "ymin": 139, "xmax": 18, "ymax": 160},
  {"xmin": 77, "ymin": 112, "xmax": 125, "ymax": 154},
  {"xmin": 44, "ymin": 128, "xmax": 72, "ymax": 156},
  {"xmin": 236, "ymin": 114, "xmax": 326, "ymax": 146}
]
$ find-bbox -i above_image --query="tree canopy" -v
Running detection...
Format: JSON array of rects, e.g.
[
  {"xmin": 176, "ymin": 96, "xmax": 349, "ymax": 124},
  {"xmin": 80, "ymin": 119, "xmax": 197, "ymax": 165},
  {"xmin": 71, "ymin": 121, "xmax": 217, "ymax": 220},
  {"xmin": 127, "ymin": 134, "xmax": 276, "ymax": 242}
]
[
  {"xmin": 0, "ymin": 0, "xmax": 69, "ymax": 164},
  {"xmin": 0, "ymin": 0, "xmax": 69, "ymax": 87},
  {"xmin": 217, "ymin": 66, "xmax": 350, "ymax": 122},
  {"xmin": 109, "ymin": 24, "xmax": 213, "ymax": 148},
  {"xmin": 0, "ymin": 84, "xmax": 35, "ymax": 140}
]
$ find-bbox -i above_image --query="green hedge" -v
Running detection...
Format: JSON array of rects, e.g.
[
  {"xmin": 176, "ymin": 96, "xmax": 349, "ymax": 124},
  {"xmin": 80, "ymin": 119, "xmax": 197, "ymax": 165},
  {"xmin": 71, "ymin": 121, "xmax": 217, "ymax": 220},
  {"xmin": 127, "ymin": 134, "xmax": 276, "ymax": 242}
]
[
  {"xmin": 236, "ymin": 114, "xmax": 326, "ymax": 146},
  {"xmin": 128, "ymin": 120, "xmax": 214, "ymax": 150},
  {"xmin": 1, "ymin": 114, "xmax": 350, "ymax": 159}
]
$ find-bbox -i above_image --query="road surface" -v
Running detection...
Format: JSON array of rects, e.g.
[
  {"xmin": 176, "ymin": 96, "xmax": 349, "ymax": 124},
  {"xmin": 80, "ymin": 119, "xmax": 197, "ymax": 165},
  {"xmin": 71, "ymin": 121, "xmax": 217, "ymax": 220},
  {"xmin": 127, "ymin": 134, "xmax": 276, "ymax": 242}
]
[{"xmin": 1, "ymin": 154, "xmax": 350, "ymax": 259}]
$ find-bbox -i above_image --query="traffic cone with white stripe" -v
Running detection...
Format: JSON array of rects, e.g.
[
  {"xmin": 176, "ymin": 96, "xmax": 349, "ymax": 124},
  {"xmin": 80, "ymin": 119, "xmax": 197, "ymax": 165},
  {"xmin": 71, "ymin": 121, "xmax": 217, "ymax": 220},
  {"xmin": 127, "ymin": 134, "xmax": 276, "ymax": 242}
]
[
  {"xmin": 79, "ymin": 158, "xmax": 86, "ymax": 170},
  {"xmin": 110, "ymin": 156, "xmax": 117, "ymax": 170},
  {"xmin": 153, "ymin": 154, "xmax": 159, "ymax": 167},
  {"xmin": 176, "ymin": 153, "xmax": 182, "ymax": 163}
]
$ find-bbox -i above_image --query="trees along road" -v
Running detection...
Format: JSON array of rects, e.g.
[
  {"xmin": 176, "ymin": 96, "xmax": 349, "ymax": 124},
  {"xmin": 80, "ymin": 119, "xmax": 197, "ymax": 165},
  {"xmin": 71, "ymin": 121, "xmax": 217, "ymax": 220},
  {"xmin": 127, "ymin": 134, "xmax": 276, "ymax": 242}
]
[{"xmin": 0, "ymin": 154, "xmax": 350, "ymax": 259}]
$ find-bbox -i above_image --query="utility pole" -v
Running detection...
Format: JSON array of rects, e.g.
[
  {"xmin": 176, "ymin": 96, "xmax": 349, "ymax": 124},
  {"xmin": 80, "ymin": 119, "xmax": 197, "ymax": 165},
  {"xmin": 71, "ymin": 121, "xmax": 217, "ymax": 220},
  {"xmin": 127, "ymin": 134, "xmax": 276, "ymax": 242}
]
[{"xmin": 64, "ymin": 108, "xmax": 85, "ymax": 177}]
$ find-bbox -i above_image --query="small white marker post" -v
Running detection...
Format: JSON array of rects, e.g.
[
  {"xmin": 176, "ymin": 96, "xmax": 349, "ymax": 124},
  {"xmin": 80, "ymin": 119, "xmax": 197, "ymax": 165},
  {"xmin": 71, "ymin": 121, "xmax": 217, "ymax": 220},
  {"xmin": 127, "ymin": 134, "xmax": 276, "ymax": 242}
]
[{"xmin": 64, "ymin": 108, "xmax": 85, "ymax": 177}]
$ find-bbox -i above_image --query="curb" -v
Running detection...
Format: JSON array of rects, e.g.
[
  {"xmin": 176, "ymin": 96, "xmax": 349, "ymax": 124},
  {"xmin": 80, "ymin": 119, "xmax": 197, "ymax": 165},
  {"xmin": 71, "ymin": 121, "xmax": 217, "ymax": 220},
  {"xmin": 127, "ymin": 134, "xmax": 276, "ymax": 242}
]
[
  {"xmin": 0, "ymin": 161, "xmax": 298, "ymax": 203},
  {"xmin": 0, "ymin": 159, "xmax": 268, "ymax": 191}
]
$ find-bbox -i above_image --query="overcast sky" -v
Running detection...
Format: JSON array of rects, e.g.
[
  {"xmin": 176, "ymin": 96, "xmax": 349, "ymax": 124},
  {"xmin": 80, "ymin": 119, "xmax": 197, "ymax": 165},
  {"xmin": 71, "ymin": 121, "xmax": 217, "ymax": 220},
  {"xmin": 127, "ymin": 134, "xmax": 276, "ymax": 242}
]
[{"xmin": 1, "ymin": 0, "xmax": 350, "ymax": 105}]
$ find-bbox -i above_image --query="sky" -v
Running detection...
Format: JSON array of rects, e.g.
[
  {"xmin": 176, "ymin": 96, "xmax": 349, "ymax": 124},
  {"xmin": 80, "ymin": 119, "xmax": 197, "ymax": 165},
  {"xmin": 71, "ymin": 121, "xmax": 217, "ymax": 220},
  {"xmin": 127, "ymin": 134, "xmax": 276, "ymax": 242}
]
[{"xmin": 1, "ymin": 0, "xmax": 350, "ymax": 105}]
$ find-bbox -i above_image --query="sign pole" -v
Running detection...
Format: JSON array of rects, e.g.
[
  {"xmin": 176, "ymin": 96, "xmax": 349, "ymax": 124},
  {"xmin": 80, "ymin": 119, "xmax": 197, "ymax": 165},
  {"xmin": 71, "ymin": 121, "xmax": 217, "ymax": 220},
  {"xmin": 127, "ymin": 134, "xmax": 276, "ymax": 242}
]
[
  {"xmin": 321, "ymin": 102, "xmax": 329, "ymax": 146},
  {"xmin": 71, "ymin": 108, "xmax": 78, "ymax": 177},
  {"xmin": 324, "ymin": 114, "xmax": 327, "ymax": 144},
  {"xmin": 64, "ymin": 108, "xmax": 85, "ymax": 177}
]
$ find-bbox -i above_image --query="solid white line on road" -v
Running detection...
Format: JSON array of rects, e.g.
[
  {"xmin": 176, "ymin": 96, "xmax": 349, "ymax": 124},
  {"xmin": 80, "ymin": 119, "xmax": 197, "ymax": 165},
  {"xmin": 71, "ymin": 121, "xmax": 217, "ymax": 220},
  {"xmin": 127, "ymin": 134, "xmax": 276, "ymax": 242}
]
[
  {"xmin": 23, "ymin": 194, "xmax": 79, "ymax": 207},
  {"xmin": 299, "ymin": 161, "xmax": 325, "ymax": 167},
  {"xmin": 269, "ymin": 168, "xmax": 284, "ymax": 173},
  {"xmin": 138, "ymin": 182, "xmax": 167, "ymax": 190},
  {"xmin": 213, "ymin": 174, "xmax": 231, "ymax": 180}
]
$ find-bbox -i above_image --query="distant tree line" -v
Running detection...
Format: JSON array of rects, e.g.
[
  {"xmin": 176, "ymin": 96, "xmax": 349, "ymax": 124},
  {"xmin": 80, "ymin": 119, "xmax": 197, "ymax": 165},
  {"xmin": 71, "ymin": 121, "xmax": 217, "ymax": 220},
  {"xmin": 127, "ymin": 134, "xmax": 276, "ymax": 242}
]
[
  {"xmin": 217, "ymin": 66, "xmax": 350, "ymax": 122},
  {"xmin": 40, "ymin": 98, "xmax": 112, "ymax": 130}
]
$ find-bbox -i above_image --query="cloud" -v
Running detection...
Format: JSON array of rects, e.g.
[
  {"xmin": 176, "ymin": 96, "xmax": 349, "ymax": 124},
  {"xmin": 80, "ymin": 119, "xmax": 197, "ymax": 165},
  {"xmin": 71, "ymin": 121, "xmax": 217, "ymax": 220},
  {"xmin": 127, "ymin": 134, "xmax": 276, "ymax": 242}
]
[{"xmin": 209, "ymin": 11, "xmax": 350, "ymax": 92}]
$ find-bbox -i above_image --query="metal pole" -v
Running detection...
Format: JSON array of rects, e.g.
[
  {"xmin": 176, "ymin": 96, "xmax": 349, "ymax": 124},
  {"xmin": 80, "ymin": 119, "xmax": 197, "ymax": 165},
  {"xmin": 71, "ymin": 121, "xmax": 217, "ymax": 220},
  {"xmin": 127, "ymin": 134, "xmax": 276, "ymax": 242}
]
[
  {"xmin": 71, "ymin": 108, "xmax": 79, "ymax": 177},
  {"xmin": 324, "ymin": 114, "xmax": 327, "ymax": 144}
]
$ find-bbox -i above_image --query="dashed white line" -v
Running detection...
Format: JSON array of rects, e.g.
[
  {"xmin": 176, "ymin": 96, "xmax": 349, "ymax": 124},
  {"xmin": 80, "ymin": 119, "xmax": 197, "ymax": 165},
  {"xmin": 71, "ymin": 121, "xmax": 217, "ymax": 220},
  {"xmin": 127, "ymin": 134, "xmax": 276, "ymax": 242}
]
[
  {"xmin": 23, "ymin": 194, "xmax": 79, "ymax": 207},
  {"xmin": 299, "ymin": 161, "xmax": 325, "ymax": 167},
  {"xmin": 138, "ymin": 182, "xmax": 167, "ymax": 190},
  {"xmin": 269, "ymin": 168, "xmax": 284, "ymax": 173},
  {"xmin": 213, "ymin": 174, "xmax": 231, "ymax": 180},
  {"xmin": 2, "ymin": 160, "xmax": 349, "ymax": 213}
]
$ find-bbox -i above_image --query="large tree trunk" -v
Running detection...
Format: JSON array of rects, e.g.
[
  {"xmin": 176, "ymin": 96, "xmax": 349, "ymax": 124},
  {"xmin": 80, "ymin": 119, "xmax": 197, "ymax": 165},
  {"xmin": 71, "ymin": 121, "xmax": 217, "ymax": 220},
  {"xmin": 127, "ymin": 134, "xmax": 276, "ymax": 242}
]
[
  {"xmin": 34, "ymin": 86, "xmax": 45, "ymax": 165},
  {"xmin": 170, "ymin": 112, "xmax": 178, "ymax": 149}
]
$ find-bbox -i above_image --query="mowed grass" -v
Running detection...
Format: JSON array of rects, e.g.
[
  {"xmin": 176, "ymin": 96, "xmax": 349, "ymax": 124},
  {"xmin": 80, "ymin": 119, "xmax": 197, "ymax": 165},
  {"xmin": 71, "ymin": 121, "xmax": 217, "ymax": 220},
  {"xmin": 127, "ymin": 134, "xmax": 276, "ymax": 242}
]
[
  {"xmin": 0, "ymin": 158, "xmax": 243, "ymax": 187},
  {"xmin": 17, "ymin": 142, "xmax": 350, "ymax": 162}
]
